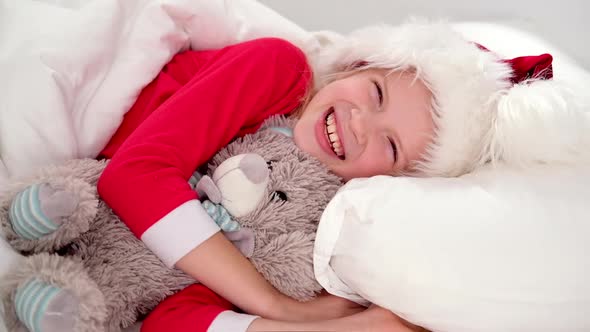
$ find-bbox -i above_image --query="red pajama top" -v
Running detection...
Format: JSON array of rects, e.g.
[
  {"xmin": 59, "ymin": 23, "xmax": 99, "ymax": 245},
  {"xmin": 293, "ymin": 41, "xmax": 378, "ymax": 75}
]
[{"xmin": 97, "ymin": 38, "xmax": 312, "ymax": 268}]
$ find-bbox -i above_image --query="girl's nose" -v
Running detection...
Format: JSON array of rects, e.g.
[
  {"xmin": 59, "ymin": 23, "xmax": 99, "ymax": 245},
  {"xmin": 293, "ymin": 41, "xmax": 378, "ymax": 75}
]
[{"xmin": 350, "ymin": 108, "xmax": 370, "ymax": 145}]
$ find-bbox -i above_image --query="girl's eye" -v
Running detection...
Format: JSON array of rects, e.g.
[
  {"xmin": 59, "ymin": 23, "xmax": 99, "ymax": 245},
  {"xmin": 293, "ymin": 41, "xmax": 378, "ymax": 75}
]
[
  {"xmin": 389, "ymin": 137, "xmax": 398, "ymax": 162},
  {"xmin": 373, "ymin": 81, "xmax": 384, "ymax": 105}
]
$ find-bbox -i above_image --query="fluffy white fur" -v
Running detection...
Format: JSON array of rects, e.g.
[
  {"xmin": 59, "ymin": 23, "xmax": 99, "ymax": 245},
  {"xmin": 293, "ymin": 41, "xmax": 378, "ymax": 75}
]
[
  {"xmin": 315, "ymin": 20, "xmax": 589, "ymax": 176},
  {"xmin": 489, "ymin": 79, "xmax": 590, "ymax": 166}
]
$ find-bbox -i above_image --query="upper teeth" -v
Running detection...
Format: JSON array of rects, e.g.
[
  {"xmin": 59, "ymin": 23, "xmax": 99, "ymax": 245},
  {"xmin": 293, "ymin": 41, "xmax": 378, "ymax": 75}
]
[{"xmin": 326, "ymin": 112, "xmax": 344, "ymax": 158}]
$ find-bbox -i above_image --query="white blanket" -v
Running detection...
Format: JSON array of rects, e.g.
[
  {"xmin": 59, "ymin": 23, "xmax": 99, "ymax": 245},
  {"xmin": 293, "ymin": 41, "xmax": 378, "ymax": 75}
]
[{"xmin": 0, "ymin": 0, "xmax": 318, "ymax": 183}]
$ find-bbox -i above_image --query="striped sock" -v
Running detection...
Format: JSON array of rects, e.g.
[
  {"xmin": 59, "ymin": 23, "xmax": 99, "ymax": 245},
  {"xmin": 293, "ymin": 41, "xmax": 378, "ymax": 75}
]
[
  {"xmin": 9, "ymin": 184, "xmax": 59, "ymax": 239},
  {"xmin": 14, "ymin": 278, "xmax": 62, "ymax": 332}
]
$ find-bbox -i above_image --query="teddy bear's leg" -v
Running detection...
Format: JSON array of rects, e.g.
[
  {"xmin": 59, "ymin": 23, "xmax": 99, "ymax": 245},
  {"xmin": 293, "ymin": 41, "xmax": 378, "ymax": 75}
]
[
  {"xmin": 1, "ymin": 253, "xmax": 108, "ymax": 332},
  {"xmin": 1, "ymin": 177, "xmax": 98, "ymax": 254}
]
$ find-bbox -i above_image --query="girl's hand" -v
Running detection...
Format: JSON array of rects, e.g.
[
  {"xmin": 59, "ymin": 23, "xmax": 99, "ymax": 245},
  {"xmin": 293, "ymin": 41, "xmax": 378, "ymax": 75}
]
[
  {"xmin": 276, "ymin": 291, "xmax": 364, "ymax": 322},
  {"xmin": 247, "ymin": 300, "xmax": 430, "ymax": 332},
  {"xmin": 306, "ymin": 292, "xmax": 365, "ymax": 320},
  {"xmin": 361, "ymin": 304, "xmax": 431, "ymax": 332}
]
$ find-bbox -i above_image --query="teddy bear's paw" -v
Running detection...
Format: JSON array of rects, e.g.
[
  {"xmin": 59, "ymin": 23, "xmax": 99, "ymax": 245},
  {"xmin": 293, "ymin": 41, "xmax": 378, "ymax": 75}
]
[
  {"xmin": 13, "ymin": 278, "xmax": 79, "ymax": 332},
  {"xmin": 3, "ymin": 254, "xmax": 108, "ymax": 332},
  {"xmin": 9, "ymin": 183, "xmax": 79, "ymax": 240},
  {"xmin": 5, "ymin": 179, "xmax": 98, "ymax": 253}
]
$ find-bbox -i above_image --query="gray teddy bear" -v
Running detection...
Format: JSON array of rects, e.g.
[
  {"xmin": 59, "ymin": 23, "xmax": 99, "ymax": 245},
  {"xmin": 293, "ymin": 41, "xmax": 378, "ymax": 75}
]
[{"xmin": 0, "ymin": 117, "xmax": 342, "ymax": 332}]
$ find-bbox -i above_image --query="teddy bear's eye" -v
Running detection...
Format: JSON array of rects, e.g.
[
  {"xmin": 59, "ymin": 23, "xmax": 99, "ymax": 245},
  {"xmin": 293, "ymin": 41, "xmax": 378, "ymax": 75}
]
[
  {"xmin": 271, "ymin": 190, "xmax": 288, "ymax": 201},
  {"xmin": 267, "ymin": 160, "xmax": 280, "ymax": 171}
]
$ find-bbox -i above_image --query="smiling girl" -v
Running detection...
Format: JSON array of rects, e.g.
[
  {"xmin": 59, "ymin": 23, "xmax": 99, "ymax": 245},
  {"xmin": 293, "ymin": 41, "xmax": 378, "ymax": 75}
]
[
  {"xmin": 96, "ymin": 20, "xmax": 554, "ymax": 332},
  {"xmin": 294, "ymin": 68, "xmax": 434, "ymax": 179}
]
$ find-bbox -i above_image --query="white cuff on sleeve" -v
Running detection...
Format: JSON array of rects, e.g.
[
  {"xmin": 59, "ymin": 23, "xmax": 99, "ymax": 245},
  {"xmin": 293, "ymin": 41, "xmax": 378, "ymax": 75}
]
[
  {"xmin": 141, "ymin": 199, "xmax": 220, "ymax": 268},
  {"xmin": 207, "ymin": 310, "xmax": 258, "ymax": 332}
]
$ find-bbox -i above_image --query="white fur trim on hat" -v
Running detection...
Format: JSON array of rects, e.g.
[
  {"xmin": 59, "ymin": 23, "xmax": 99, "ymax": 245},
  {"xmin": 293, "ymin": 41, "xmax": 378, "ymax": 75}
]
[
  {"xmin": 315, "ymin": 20, "xmax": 516, "ymax": 177},
  {"xmin": 314, "ymin": 20, "xmax": 590, "ymax": 176}
]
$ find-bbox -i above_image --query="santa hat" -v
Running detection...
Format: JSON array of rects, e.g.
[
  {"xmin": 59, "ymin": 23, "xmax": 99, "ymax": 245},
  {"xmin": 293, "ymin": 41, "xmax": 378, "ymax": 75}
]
[{"xmin": 312, "ymin": 21, "xmax": 589, "ymax": 177}]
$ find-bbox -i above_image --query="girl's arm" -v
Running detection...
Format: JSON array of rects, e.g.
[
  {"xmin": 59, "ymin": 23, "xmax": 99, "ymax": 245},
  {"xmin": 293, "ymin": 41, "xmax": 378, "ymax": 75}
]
[
  {"xmin": 142, "ymin": 283, "xmax": 422, "ymax": 332},
  {"xmin": 98, "ymin": 38, "xmax": 358, "ymax": 321},
  {"xmin": 176, "ymin": 232, "xmax": 362, "ymax": 321},
  {"xmin": 248, "ymin": 304, "xmax": 431, "ymax": 332}
]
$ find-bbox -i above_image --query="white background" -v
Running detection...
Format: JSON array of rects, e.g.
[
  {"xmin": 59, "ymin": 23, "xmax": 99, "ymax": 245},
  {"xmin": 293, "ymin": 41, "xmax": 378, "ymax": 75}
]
[{"xmin": 260, "ymin": 0, "xmax": 590, "ymax": 70}]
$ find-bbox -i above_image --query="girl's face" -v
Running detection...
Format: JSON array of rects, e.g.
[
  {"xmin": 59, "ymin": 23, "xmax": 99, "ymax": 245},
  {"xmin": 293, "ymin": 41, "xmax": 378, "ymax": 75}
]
[{"xmin": 294, "ymin": 68, "xmax": 435, "ymax": 181}]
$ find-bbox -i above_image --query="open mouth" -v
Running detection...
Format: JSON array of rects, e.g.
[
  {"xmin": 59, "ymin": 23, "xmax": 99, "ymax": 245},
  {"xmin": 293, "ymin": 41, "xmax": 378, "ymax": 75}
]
[{"xmin": 325, "ymin": 107, "xmax": 345, "ymax": 160}]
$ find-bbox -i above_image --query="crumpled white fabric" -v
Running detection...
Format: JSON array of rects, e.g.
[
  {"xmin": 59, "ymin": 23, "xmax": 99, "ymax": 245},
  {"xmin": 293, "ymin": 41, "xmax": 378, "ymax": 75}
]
[{"xmin": 0, "ymin": 0, "xmax": 318, "ymax": 183}]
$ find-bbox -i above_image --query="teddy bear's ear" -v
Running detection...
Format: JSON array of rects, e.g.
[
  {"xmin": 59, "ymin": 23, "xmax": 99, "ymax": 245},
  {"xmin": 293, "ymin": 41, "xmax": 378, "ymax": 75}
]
[
  {"xmin": 196, "ymin": 175, "xmax": 222, "ymax": 204},
  {"xmin": 224, "ymin": 228, "xmax": 255, "ymax": 257}
]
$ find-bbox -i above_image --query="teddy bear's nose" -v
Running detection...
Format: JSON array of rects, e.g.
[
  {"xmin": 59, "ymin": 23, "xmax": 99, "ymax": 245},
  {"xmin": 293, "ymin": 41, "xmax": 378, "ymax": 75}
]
[{"xmin": 239, "ymin": 154, "xmax": 269, "ymax": 184}]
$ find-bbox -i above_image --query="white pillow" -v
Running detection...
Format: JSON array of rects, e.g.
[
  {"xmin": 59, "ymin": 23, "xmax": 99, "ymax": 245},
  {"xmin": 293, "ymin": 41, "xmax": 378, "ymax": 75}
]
[{"xmin": 314, "ymin": 164, "xmax": 590, "ymax": 332}]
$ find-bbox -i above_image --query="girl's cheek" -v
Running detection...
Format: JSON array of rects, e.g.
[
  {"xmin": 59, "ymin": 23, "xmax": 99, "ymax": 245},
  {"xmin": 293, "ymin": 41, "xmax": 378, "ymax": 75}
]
[
  {"xmin": 346, "ymin": 159, "xmax": 386, "ymax": 178},
  {"xmin": 362, "ymin": 148, "xmax": 393, "ymax": 176}
]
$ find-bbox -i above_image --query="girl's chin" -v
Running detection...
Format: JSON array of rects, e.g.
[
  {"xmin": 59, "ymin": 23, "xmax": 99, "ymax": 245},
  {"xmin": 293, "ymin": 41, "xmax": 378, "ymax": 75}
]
[{"xmin": 323, "ymin": 160, "xmax": 348, "ymax": 178}]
